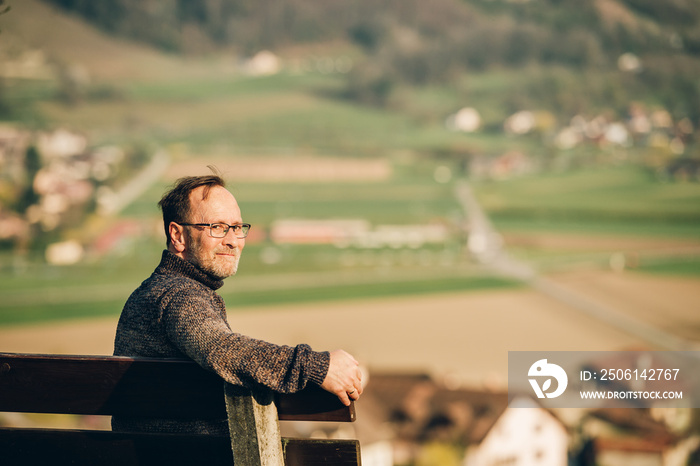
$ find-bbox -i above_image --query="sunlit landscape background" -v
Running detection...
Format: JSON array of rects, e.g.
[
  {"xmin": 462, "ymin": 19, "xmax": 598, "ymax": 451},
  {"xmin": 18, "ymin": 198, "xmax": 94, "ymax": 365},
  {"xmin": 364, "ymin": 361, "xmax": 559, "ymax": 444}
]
[{"xmin": 1, "ymin": 0, "xmax": 700, "ymax": 464}]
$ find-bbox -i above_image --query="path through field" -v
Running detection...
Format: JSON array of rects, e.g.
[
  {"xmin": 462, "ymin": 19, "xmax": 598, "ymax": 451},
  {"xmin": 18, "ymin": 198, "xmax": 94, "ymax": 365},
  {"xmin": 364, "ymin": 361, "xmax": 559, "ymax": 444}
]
[{"xmin": 456, "ymin": 179, "xmax": 700, "ymax": 352}]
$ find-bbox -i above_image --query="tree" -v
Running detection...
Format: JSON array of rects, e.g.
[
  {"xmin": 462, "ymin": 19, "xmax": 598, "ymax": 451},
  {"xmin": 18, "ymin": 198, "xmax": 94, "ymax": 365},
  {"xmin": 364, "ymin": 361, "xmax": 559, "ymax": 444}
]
[{"xmin": 16, "ymin": 146, "xmax": 41, "ymax": 214}]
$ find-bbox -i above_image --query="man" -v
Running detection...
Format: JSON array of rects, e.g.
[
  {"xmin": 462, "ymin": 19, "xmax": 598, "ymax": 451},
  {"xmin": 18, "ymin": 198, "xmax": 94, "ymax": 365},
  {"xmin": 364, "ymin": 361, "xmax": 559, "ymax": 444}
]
[{"xmin": 113, "ymin": 174, "xmax": 362, "ymax": 434}]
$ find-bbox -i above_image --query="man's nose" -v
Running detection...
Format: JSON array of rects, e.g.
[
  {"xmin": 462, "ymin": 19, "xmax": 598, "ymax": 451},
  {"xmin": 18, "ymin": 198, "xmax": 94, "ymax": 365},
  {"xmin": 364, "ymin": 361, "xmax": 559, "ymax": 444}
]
[{"xmin": 222, "ymin": 228, "xmax": 241, "ymax": 247}]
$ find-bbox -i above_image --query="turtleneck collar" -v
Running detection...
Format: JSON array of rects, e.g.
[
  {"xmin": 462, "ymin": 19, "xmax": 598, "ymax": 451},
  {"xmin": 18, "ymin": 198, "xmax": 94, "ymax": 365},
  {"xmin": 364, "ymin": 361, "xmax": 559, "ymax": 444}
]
[{"xmin": 156, "ymin": 250, "xmax": 225, "ymax": 291}]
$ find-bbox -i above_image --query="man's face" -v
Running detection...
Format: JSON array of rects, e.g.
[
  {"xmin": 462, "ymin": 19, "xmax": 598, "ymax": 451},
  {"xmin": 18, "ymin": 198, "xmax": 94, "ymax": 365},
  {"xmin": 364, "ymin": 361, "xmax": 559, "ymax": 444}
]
[{"xmin": 182, "ymin": 185, "xmax": 245, "ymax": 279}]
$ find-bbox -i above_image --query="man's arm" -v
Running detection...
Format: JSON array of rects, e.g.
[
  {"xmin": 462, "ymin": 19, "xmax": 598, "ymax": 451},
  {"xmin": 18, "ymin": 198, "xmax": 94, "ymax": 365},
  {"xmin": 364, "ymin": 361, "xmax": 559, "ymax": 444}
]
[
  {"xmin": 162, "ymin": 288, "xmax": 328, "ymax": 392},
  {"xmin": 162, "ymin": 284, "xmax": 362, "ymax": 405}
]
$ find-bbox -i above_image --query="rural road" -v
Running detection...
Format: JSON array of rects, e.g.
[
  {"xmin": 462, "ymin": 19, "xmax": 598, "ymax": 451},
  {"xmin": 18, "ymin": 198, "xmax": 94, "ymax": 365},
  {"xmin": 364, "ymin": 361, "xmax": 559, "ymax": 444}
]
[{"xmin": 455, "ymin": 179, "xmax": 698, "ymax": 352}]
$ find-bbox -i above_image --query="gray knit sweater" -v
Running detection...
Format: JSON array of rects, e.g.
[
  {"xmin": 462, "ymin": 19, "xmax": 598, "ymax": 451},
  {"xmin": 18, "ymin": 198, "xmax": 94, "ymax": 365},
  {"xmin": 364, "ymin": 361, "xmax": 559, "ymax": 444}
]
[{"xmin": 112, "ymin": 250, "xmax": 330, "ymax": 434}]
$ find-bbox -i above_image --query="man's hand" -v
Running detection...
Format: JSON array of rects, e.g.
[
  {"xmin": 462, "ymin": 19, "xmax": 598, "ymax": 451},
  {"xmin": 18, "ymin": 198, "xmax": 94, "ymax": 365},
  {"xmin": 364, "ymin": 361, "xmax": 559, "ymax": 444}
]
[{"xmin": 320, "ymin": 349, "xmax": 363, "ymax": 406}]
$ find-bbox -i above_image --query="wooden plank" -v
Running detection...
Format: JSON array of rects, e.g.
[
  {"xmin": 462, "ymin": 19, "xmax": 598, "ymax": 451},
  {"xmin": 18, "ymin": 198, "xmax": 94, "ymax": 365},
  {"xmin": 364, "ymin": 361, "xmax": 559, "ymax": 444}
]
[
  {"xmin": 282, "ymin": 438, "xmax": 362, "ymax": 466},
  {"xmin": 0, "ymin": 428, "xmax": 361, "ymax": 466},
  {"xmin": 276, "ymin": 386, "xmax": 356, "ymax": 422},
  {"xmin": 0, "ymin": 353, "xmax": 225, "ymax": 419},
  {"xmin": 0, "ymin": 353, "xmax": 354, "ymax": 421},
  {"xmin": 0, "ymin": 428, "xmax": 234, "ymax": 466},
  {"xmin": 225, "ymin": 384, "xmax": 284, "ymax": 466}
]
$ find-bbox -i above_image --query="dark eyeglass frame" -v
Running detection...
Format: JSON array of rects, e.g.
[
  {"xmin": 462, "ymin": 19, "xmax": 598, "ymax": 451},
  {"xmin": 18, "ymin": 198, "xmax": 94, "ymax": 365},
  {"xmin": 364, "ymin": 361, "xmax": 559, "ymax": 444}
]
[{"xmin": 177, "ymin": 222, "xmax": 251, "ymax": 238}]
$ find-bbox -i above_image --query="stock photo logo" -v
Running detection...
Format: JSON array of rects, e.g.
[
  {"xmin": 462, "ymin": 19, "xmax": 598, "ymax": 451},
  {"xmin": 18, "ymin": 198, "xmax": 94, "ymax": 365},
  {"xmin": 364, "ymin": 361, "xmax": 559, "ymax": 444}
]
[{"xmin": 528, "ymin": 359, "xmax": 568, "ymax": 399}]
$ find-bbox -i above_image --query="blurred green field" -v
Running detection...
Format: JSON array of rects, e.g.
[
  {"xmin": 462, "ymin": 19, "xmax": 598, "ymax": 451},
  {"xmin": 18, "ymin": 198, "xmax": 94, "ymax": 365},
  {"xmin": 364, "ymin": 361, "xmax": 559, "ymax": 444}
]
[
  {"xmin": 0, "ymin": 263, "xmax": 518, "ymax": 326},
  {"xmin": 473, "ymin": 166, "xmax": 700, "ymax": 235},
  {"xmin": 636, "ymin": 257, "xmax": 700, "ymax": 276},
  {"xmin": 18, "ymin": 63, "xmax": 531, "ymax": 157},
  {"xmin": 122, "ymin": 178, "xmax": 462, "ymax": 224}
]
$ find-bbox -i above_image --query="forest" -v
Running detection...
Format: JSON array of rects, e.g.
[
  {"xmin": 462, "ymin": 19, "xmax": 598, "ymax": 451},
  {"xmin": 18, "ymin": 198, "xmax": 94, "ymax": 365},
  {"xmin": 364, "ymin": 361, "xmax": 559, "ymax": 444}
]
[{"xmin": 38, "ymin": 0, "xmax": 700, "ymax": 123}]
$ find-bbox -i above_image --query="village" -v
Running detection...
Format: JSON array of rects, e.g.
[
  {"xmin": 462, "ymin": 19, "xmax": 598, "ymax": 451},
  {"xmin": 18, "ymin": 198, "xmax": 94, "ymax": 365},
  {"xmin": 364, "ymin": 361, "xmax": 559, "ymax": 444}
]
[{"xmin": 306, "ymin": 368, "xmax": 696, "ymax": 466}]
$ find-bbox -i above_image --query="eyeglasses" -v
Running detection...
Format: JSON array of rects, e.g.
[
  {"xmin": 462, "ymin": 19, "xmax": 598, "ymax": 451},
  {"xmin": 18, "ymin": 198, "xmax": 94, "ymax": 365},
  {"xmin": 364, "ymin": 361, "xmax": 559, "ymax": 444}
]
[{"xmin": 178, "ymin": 222, "xmax": 251, "ymax": 238}]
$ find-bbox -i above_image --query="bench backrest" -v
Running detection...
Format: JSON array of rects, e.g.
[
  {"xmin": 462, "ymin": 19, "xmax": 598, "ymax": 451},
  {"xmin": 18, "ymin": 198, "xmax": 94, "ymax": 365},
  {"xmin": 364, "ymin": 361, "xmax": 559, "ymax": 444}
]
[
  {"xmin": 0, "ymin": 352, "xmax": 354, "ymax": 421},
  {"xmin": 0, "ymin": 353, "xmax": 360, "ymax": 466}
]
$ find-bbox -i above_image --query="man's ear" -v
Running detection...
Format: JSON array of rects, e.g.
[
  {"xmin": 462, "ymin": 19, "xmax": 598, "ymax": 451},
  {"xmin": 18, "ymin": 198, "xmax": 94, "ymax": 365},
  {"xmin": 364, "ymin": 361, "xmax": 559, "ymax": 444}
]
[{"xmin": 168, "ymin": 222, "xmax": 187, "ymax": 253}]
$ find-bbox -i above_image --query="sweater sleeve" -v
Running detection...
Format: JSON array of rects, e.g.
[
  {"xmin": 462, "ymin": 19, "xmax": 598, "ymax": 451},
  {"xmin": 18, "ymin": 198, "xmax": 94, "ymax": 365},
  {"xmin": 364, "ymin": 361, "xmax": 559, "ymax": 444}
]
[{"xmin": 161, "ymin": 282, "xmax": 329, "ymax": 392}]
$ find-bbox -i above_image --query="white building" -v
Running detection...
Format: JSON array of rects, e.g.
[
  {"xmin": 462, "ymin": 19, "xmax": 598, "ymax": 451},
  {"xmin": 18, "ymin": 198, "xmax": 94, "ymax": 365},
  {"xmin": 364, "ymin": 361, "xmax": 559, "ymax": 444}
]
[
  {"xmin": 447, "ymin": 107, "xmax": 482, "ymax": 133},
  {"xmin": 468, "ymin": 397, "xmax": 569, "ymax": 466},
  {"xmin": 243, "ymin": 50, "xmax": 281, "ymax": 76}
]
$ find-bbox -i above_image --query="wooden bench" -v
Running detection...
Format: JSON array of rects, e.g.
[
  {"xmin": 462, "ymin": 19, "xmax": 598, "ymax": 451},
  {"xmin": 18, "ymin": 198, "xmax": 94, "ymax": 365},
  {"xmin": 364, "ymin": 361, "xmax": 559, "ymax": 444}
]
[{"xmin": 0, "ymin": 352, "xmax": 361, "ymax": 465}]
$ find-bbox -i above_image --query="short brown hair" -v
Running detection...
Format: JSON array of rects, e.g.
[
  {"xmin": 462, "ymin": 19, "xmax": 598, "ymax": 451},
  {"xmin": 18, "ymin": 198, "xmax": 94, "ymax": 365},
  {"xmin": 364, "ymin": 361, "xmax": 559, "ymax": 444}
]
[{"xmin": 158, "ymin": 174, "xmax": 225, "ymax": 246}]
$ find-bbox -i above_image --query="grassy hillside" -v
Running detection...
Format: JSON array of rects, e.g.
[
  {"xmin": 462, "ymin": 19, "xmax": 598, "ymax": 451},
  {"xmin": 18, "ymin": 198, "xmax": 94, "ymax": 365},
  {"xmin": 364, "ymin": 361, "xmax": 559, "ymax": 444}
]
[
  {"xmin": 475, "ymin": 166, "xmax": 700, "ymax": 227},
  {"xmin": 0, "ymin": 0, "xmax": 229, "ymax": 81},
  {"xmin": 32, "ymin": 0, "xmax": 700, "ymax": 122}
]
